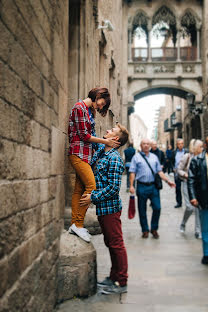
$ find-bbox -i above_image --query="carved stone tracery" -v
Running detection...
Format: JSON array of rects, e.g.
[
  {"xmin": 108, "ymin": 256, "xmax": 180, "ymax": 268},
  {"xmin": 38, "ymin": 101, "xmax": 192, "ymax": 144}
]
[{"xmin": 152, "ymin": 6, "xmax": 176, "ymax": 26}]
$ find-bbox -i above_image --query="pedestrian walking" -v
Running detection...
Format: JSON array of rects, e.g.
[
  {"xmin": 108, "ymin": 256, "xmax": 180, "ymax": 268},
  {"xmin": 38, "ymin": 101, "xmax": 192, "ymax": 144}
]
[
  {"xmin": 68, "ymin": 87, "xmax": 120, "ymax": 242},
  {"xmin": 172, "ymin": 139, "xmax": 188, "ymax": 208},
  {"xmin": 124, "ymin": 143, "xmax": 136, "ymax": 191},
  {"xmin": 129, "ymin": 139, "xmax": 175, "ymax": 239},
  {"xmin": 150, "ymin": 140, "xmax": 165, "ymax": 170},
  {"xmin": 188, "ymin": 136, "xmax": 208, "ymax": 265},
  {"xmin": 80, "ymin": 124, "xmax": 129, "ymax": 294},
  {"xmin": 164, "ymin": 145, "xmax": 173, "ymax": 174},
  {"xmin": 178, "ymin": 139, "xmax": 203, "ymax": 238}
]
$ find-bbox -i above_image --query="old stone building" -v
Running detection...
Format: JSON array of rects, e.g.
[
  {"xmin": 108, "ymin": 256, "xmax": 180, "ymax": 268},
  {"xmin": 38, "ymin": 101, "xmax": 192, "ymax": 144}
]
[
  {"xmin": 1, "ymin": 0, "xmax": 208, "ymax": 311},
  {"xmin": 0, "ymin": 0, "xmax": 125, "ymax": 310},
  {"xmin": 129, "ymin": 112, "xmax": 147, "ymax": 149}
]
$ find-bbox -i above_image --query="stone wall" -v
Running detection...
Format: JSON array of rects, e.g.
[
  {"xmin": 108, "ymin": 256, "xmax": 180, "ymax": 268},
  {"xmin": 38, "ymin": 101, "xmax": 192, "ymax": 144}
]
[
  {"xmin": 0, "ymin": 0, "xmax": 69, "ymax": 311},
  {"xmin": 65, "ymin": 0, "xmax": 125, "ymax": 221}
]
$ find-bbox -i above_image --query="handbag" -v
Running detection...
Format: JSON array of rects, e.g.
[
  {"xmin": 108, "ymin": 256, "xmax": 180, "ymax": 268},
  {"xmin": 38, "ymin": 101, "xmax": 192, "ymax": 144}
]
[
  {"xmin": 140, "ymin": 153, "xmax": 163, "ymax": 190},
  {"xmin": 128, "ymin": 195, "xmax": 136, "ymax": 219}
]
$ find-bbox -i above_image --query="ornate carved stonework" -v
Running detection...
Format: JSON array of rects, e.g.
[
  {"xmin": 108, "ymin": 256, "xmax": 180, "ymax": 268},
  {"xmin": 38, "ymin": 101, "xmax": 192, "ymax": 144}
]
[
  {"xmin": 183, "ymin": 64, "xmax": 195, "ymax": 73},
  {"xmin": 152, "ymin": 6, "xmax": 176, "ymax": 26},
  {"xmin": 153, "ymin": 64, "xmax": 175, "ymax": 73},
  {"xmin": 134, "ymin": 65, "xmax": 146, "ymax": 73}
]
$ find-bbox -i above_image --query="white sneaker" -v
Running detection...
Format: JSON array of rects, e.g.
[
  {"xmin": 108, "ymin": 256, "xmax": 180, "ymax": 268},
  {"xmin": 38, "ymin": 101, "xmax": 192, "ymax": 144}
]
[
  {"xmin": 68, "ymin": 225, "xmax": 74, "ymax": 234},
  {"xmin": 180, "ymin": 224, "xmax": 185, "ymax": 233},
  {"xmin": 71, "ymin": 224, "xmax": 91, "ymax": 243}
]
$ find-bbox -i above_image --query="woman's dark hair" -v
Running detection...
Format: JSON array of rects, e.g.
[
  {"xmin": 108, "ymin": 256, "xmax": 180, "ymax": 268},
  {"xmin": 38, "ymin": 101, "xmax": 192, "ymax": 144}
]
[{"xmin": 88, "ymin": 87, "xmax": 111, "ymax": 117}]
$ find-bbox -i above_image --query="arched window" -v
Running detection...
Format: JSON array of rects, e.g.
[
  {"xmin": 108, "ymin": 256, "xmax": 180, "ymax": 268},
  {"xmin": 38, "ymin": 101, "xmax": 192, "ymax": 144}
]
[
  {"xmin": 151, "ymin": 6, "xmax": 177, "ymax": 61},
  {"xmin": 131, "ymin": 12, "xmax": 148, "ymax": 61},
  {"xmin": 180, "ymin": 11, "xmax": 197, "ymax": 60}
]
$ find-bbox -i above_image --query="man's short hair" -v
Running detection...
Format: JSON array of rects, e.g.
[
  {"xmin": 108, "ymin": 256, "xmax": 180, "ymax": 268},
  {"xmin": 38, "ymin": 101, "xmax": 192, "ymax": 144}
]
[
  {"xmin": 177, "ymin": 138, "xmax": 183, "ymax": 143},
  {"xmin": 117, "ymin": 123, "xmax": 129, "ymax": 147}
]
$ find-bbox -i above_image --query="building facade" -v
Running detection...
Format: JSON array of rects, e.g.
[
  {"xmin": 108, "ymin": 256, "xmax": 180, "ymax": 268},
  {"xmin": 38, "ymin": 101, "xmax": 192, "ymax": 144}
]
[
  {"xmin": 129, "ymin": 112, "xmax": 148, "ymax": 150},
  {"xmin": 0, "ymin": 0, "xmax": 125, "ymax": 310}
]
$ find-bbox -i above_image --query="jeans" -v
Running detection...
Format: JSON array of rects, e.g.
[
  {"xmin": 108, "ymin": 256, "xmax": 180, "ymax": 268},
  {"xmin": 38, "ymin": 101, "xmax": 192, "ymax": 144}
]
[
  {"xmin": 174, "ymin": 174, "xmax": 182, "ymax": 206},
  {"xmin": 98, "ymin": 211, "xmax": 128, "ymax": 286},
  {"xmin": 136, "ymin": 183, "xmax": 161, "ymax": 233},
  {"xmin": 199, "ymin": 209, "xmax": 208, "ymax": 256},
  {"xmin": 69, "ymin": 155, "xmax": 96, "ymax": 227}
]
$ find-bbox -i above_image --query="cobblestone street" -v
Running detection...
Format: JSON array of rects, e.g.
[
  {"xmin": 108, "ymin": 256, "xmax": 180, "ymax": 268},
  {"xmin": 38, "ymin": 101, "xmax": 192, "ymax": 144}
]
[{"xmin": 57, "ymin": 174, "xmax": 208, "ymax": 312}]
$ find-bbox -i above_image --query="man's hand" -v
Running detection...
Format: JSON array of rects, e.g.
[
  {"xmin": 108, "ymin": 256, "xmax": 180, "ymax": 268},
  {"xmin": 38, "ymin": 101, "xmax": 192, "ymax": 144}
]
[
  {"xmin": 105, "ymin": 138, "xmax": 120, "ymax": 148},
  {"xmin": 167, "ymin": 180, "xmax": 176, "ymax": 188},
  {"xmin": 80, "ymin": 194, "xmax": 91, "ymax": 206},
  {"xmin": 129, "ymin": 186, "xmax": 135, "ymax": 194},
  {"xmin": 190, "ymin": 199, "xmax": 198, "ymax": 207}
]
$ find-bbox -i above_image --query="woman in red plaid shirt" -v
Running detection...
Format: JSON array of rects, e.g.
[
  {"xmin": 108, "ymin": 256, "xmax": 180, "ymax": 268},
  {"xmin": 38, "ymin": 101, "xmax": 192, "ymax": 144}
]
[{"xmin": 68, "ymin": 87, "xmax": 119, "ymax": 242}]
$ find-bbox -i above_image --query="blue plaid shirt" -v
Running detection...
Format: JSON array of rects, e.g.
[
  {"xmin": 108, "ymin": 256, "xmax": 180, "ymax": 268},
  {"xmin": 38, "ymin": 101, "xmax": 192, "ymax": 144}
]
[{"xmin": 90, "ymin": 144, "xmax": 124, "ymax": 216}]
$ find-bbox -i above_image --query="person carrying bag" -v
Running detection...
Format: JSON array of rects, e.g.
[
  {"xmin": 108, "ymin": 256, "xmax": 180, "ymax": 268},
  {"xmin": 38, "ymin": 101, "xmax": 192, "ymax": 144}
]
[{"xmin": 140, "ymin": 152, "xmax": 163, "ymax": 190}]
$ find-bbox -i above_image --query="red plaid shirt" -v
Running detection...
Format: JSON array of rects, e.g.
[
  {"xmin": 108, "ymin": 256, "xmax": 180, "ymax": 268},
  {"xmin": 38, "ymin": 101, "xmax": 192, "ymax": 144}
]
[{"xmin": 68, "ymin": 101, "xmax": 92, "ymax": 163}]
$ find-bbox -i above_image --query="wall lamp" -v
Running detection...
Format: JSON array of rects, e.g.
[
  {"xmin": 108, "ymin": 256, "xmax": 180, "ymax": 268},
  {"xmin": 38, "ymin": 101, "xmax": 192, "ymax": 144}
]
[
  {"xmin": 186, "ymin": 92, "xmax": 204, "ymax": 115},
  {"xmin": 98, "ymin": 20, "xmax": 114, "ymax": 31},
  {"xmin": 186, "ymin": 93, "xmax": 195, "ymax": 113}
]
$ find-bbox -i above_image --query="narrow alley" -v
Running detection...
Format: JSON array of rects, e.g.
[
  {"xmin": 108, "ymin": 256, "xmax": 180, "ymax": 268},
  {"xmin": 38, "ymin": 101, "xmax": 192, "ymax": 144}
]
[{"xmin": 57, "ymin": 174, "xmax": 208, "ymax": 312}]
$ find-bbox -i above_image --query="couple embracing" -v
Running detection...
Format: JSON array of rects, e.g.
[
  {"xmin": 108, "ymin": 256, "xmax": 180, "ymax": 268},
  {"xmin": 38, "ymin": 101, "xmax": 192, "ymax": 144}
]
[{"xmin": 68, "ymin": 87, "xmax": 129, "ymax": 294}]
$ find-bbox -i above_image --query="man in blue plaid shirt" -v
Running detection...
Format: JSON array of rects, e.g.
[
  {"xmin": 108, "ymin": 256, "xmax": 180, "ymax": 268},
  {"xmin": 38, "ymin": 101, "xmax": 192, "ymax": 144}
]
[{"xmin": 80, "ymin": 123, "xmax": 129, "ymax": 294}]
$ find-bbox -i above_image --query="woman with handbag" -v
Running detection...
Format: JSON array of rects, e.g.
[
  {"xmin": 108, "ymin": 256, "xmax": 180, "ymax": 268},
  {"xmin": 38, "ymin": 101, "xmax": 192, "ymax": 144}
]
[{"xmin": 178, "ymin": 139, "xmax": 203, "ymax": 238}]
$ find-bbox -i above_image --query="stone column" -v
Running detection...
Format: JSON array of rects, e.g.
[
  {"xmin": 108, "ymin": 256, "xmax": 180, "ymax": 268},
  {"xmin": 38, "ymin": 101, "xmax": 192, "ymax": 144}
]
[
  {"xmin": 177, "ymin": 29, "xmax": 181, "ymax": 62},
  {"xmin": 147, "ymin": 23, "xmax": 152, "ymax": 62},
  {"xmin": 128, "ymin": 29, "xmax": 132, "ymax": 62},
  {"xmin": 196, "ymin": 24, "xmax": 201, "ymax": 61}
]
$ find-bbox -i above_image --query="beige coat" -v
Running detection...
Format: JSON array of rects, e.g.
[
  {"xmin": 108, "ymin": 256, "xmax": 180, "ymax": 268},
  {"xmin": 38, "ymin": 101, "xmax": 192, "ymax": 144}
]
[{"xmin": 177, "ymin": 153, "xmax": 192, "ymax": 181}]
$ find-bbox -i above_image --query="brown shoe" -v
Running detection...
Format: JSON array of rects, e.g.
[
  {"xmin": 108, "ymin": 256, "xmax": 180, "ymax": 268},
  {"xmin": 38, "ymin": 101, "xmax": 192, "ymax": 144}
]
[
  {"xmin": 151, "ymin": 230, "xmax": 159, "ymax": 239},
  {"xmin": 142, "ymin": 231, "xmax": 149, "ymax": 238}
]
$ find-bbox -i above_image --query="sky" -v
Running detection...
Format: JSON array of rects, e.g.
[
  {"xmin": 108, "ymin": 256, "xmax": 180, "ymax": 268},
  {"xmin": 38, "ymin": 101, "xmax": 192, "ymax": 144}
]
[
  {"xmin": 133, "ymin": 27, "xmax": 166, "ymax": 138},
  {"xmin": 135, "ymin": 95, "xmax": 166, "ymax": 138}
]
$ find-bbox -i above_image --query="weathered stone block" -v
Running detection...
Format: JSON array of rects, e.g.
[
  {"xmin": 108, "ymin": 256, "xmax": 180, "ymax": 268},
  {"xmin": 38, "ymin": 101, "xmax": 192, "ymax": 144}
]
[
  {"xmin": 0, "ymin": 181, "xmax": 18, "ymax": 219},
  {"xmin": 58, "ymin": 86, "xmax": 68, "ymax": 133},
  {"xmin": 39, "ymin": 178, "xmax": 49, "ymax": 203},
  {"xmin": 54, "ymin": 176, "xmax": 65, "ymax": 220},
  {"xmin": 1, "ymin": 61, "xmax": 22, "ymax": 110},
  {"xmin": 57, "ymin": 230, "xmax": 97, "ymax": 302},
  {"xmin": 40, "ymin": 126, "xmax": 50, "ymax": 151},
  {"xmin": 51, "ymin": 126, "xmax": 65, "ymax": 175},
  {"xmin": 15, "ymin": 0, "xmax": 52, "ymax": 62},
  {"xmin": 28, "ymin": 0, "xmax": 51, "ymax": 43}
]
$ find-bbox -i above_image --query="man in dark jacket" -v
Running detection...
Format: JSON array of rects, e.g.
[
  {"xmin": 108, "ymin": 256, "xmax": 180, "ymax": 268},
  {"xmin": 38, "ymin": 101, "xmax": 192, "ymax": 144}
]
[
  {"xmin": 150, "ymin": 140, "xmax": 165, "ymax": 169},
  {"xmin": 124, "ymin": 143, "xmax": 136, "ymax": 191},
  {"xmin": 188, "ymin": 136, "xmax": 208, "ymax": 265}
]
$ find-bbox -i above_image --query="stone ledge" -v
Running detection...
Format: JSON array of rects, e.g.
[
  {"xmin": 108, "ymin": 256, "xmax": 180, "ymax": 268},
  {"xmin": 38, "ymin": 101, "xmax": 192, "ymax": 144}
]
[{"xmin": 57, "ymin": 230, "xmax": 97, "ymax": 303}]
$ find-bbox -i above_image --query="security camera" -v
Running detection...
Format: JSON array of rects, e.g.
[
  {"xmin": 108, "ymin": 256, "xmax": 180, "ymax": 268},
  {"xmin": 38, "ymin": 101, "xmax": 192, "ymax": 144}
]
[{"xmin": 98, "ymin": 20, "xmax": 114, "ymax": 31}]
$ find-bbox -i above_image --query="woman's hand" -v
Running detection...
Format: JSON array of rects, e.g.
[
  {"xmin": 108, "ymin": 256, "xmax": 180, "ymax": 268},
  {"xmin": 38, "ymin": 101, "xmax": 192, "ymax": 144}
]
[
  {"xmin": 105, "ymin": 138, "xmax": 120, "ymax": 148},
  {"xmin": 190, "ymin": 199, "xmax": 198, "ymax": 207}
]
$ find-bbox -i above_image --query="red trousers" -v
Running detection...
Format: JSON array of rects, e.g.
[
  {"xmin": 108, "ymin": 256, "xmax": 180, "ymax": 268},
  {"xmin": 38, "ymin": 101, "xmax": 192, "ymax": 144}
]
[{"xmin": 98, "ymin": 211, "xmax": 128, "ymax": 286}]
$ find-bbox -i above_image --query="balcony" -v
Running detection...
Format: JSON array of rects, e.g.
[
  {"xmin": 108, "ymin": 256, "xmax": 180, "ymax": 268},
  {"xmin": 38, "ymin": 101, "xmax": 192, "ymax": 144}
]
[
  {"xmin": 164, "ymin": 118, "xmax": 173, "ymax": 132},
  {"xmin": 132, "ymin": 46, "xmax": 197, "ymax": 62},
  {"xmin": 171, "ymin": 112, "xmax": 182, "ymax": 128}
]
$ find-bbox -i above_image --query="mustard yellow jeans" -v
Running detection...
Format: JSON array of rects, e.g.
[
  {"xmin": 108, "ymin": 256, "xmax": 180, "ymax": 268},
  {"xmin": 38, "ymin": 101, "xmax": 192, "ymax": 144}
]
[{"xmin": 69, "ymin": 155, "xmax": 96, "ymax": 227}]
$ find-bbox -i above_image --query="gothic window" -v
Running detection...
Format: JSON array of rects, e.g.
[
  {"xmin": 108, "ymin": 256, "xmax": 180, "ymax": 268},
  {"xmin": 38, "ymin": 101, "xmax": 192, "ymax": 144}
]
[
  {"xmin": 152, "ymin": 6, "xmax": 177, "ymax": 46},
  {"xmin": 131, "ymin": 11, "xmax": 148, "ymax": 61},
  {"xmin": 181, "ymin": 11, "xmax": 196, "ymax": 45},
  {"xmin": 180, "ymin": 11, "xmax": 197, "ymax": 60}
]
